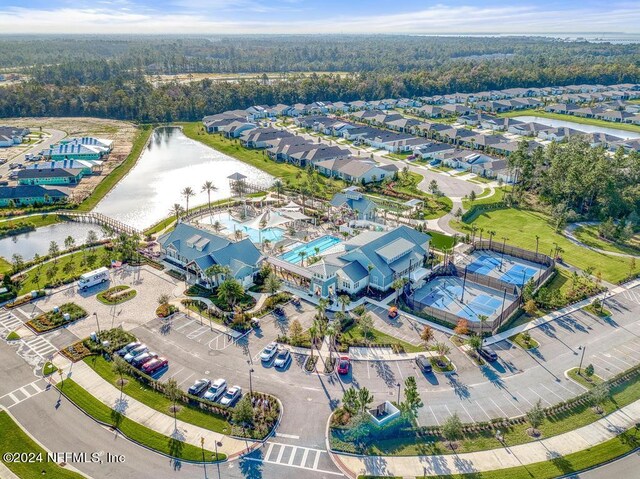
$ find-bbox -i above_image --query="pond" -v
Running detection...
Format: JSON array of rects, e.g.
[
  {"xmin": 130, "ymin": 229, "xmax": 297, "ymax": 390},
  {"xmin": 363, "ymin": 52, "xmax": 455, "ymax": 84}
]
[
  {"xmin": 93, "ymin": 126, "xmax": 275, "ymax": 230},
  {"xmin": 513, "ymin": 116, "xmax": 640, "ymax": 140},
  {"xmin": 0, "ymin": 223, "xmax": 109, "ymax": 261}
]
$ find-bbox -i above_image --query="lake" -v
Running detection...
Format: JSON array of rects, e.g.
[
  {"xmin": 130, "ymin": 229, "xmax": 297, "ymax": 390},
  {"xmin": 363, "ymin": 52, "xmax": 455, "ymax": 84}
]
[
  {"xmin": 93, "ymin": 126, "xmax": 275, "ymax": 230},
  {"xmin": 513, "ymin": 116, "xmax": 640, "ymax": 140},
  {"xmin": 0, "ymin": 223, "xmax": 109, "ymax": 262}
]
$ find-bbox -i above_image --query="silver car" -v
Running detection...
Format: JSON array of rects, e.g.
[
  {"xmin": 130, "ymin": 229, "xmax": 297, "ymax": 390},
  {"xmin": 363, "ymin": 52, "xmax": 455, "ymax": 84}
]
[
  {"xmin": 220, "ymin": 385, "xmax": 242, "ymax": 407},
  {"xmin": 203, "ymin": 378, "xmax": 227, "ymax": 402},
  {"xmin": 124, "ymin": 344, "xmax": 148, "ymax": 362}
]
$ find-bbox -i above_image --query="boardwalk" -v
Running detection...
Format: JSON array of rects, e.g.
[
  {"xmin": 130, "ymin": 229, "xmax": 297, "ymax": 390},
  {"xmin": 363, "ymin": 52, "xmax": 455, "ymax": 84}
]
[{"xmin": 57, "ymin": 211, "xmax": 141, "ymax": 236}]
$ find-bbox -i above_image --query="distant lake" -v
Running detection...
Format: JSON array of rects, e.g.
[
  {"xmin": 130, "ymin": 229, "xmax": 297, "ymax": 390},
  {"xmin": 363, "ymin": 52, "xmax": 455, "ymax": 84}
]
[
  {"xmin": 93, "ymin": 127, "xmax": 274, "ymax": 230},
  {"xmin": 0, "ymin": 223, "xmax": 109, "ymax": 261},
  {"xmin": 514, "ymin": 116, "xmax": 640, "ymax": 140}
]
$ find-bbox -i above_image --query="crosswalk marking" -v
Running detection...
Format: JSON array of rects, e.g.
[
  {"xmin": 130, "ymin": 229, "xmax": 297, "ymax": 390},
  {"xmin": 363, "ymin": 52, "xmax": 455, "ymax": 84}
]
[
  {"xmin": 0, "ymin": 380, "xmax": 47, "ymax": 409},
  {"xmin": 0, "ymin": 310, "xmax": 23, "ymax": 334},
  {"xmin": 19, "ymin": 335, "xmax": 57, "ymax": 359},
  {"xmin": 248, "ymin": 442, "xmax": 342, "ymax": 476}
]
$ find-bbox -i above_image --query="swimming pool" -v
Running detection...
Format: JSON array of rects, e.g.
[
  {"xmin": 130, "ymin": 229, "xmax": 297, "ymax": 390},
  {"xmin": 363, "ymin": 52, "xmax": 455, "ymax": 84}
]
[
  {"xmin": 280, "ymin": 235, "xmax": 342, "ymax": 263},
  {"xmin": 198, "ymin": 212, "xmax": 284, "ymax": 244}
]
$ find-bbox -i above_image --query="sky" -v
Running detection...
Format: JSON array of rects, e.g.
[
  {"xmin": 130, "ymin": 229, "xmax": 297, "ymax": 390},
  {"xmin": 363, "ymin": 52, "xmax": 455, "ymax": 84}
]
[{"xmin": 0, "ymin": 0, "xmax": 639, "ymax": 35}]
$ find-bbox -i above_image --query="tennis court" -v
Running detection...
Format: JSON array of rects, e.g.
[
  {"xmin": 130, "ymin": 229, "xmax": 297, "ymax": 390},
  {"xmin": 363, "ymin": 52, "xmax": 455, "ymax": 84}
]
[
  {"xmin": 412, "ymin": 276, "xmax": 515, "ymax": 322},
  {"xmin": 463, "ymin": 250, "xmax": 545, "ymax": 287}
]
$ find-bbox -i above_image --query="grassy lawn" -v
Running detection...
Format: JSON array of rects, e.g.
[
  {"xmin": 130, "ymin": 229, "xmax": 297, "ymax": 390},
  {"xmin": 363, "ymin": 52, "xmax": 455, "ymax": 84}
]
[
  {"xmin": 428, "ymin": 230, "xmax": 456, "ymax": 251},
  {"xmin": 0, "ymin": 411, "xmax": 86, "ymax": 479},
  {"xmin": 334, "ymin": 366, "xmax": 640, "ymax": 457},
  {"xmin": 386, "ymin": 151, "xmax": 413, "ymax": 160},
  {"xmin": 462, "ymin": 187, "xmax": 508, "ymax": 209},
  {"xmin": 573, "ymin": 224, "xmax": 640, "ymax": 256},
  {"xmin": 418, "ymin": 428, "xmax": 640, "ymax": 479},
  {"xmin": 144, "ymin": 198, "xmax": 235, "ymax": 236},
  {"xmin": 97, "ymin": 285, "xmax": 137, "ymax": 305},
  {"xmin": 451, "ymin": 208, "xmax": 640, "ymax": 283},
  {"xmin": 179, "ymin": 122, "xmax": 345, "ymax": 195},
  {"xmin": 57, "ymin": 379, "xmax": 223, "ymax": 462},
  {"xmin": 18, "ymin": 246, "xmax": 109, "ymax": 294},
  {"xmin": 42, "ymin": 361, "xmax": 58, "ymax": 376},
  {"xmin": 0, "ymin": 213, "xmax": 61, "ymax": 231},
  {"xmin": 84, "ymin": 355, "xmax": 232, "ymax": 434},
  {"xmin": 0, "ymin": 256, "xmax": 11, "ymax": 275},
  {"xmin": 338, "ymin": 325, "xmax": 423, "ymax": 353},
  {"xmin": 7, "ymin": 331, "xmax": 20, "ymax": 340},
  {"xmin": 510, "ymin": 332, "xmax": 539, "ymax": 350},
  {"xmin": 583, "ymin": 303, "xmax": 612, "ymax": 318},
  {"xmin": 77, "ymin": 126, "xmax": 153, "ymax": 212},
  {"xmin": 567, "ymin": 367, "xmax": 603, "ymax": 389},
  {"xmin": 499, "ymin": 108, "xmax": 640, "ymax": 134}
]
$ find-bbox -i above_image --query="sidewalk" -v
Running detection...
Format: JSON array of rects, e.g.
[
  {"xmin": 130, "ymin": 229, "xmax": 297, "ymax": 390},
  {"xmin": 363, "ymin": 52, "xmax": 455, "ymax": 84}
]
[
  {"xmin": 53, "ymin": 359, "xmax": 257, "ymax": 459},
  {"xmin": 334, "ymin": 392, "xmax": 640, "ymax": 477},
  {"xmin": 485, "ymin": 277, "xmax": 640, "ymax": 345}
]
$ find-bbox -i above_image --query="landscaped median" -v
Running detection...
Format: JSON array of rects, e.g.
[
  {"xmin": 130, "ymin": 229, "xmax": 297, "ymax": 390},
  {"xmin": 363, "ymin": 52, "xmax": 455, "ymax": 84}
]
[
  {"xmin": 97, "ymin": 285, "xmax": 137, "ymax": 305},
  {"xmin": 55, "ymin": 378, "xmax": 224, "ymax": 463},
  {"xmin": 26, "ymin": 302, "xmax": 87, "ymax": 334}
]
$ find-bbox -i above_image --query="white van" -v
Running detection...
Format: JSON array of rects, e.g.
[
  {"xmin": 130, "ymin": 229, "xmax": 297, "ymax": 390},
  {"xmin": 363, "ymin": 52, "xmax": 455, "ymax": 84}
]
[{"xmin": 78, "ymin": 267, "xmax": 110, "ymax": 291}]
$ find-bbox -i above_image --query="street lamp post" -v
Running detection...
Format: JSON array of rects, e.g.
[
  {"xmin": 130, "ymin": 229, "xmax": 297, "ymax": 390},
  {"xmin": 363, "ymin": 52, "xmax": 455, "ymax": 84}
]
[
  {"xmin": 214, "ymin": 441, "xmax": 222, "ymax": 479},
  {"xmin": 578, "ymin": 345, "xmax": 587, "ymax": 375},
  {"xmin": 396, "ymin": 382, "xmax": 401, "ymax": 404},
  {"xmin": 93, "ymin": 312, "xmax": 100, "ymax": 334},
  {"xmin": 499, "ymin": 237, "xmax": 508, "ymax": 271},
  {"xmin": 248, "ymin": 362, "xmax": 254, "ymax": 397}
]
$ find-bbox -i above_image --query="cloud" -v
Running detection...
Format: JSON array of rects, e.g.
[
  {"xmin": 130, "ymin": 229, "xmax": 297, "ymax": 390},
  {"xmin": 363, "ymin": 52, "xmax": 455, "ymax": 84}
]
[{"xmin": 0, "ymin": 2, "xmax": 638, "ymax": 34}]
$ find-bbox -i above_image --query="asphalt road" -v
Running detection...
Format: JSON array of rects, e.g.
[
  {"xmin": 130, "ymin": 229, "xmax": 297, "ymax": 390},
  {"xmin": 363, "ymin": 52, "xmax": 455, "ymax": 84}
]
[{"xmin": 567, "ymin": 450, "xmax": 640, "ymax": 478}]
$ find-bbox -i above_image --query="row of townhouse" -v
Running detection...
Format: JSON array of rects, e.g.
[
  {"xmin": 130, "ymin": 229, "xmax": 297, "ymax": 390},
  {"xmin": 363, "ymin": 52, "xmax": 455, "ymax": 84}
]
[
  {"xmin": 0, "ymin": 126, "xmax": 30, "ymax": 147},
  {"xmin": 418, "ymin": 83, "xmax": 640, "ymax": 106},
  {"xmin": 546, "ymin": 103, "xmax": 640, "ymax": 125}
]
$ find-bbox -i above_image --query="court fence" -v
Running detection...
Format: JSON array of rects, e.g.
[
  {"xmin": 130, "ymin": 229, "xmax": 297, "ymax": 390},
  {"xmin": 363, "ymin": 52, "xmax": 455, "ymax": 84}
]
[{"xmin": 407, "ymin": 241, "xmax": 556, "ymax": 333}]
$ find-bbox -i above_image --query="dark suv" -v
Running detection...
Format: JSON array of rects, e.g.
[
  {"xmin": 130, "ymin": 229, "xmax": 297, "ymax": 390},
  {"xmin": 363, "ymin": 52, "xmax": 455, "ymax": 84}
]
[
  {"xmin": 415, "ymin": 354, "xmax": 433, "ymax": 373},
  {"xmin": 479, "ymin": 347, "xmax": 498, "ymax": 362}
]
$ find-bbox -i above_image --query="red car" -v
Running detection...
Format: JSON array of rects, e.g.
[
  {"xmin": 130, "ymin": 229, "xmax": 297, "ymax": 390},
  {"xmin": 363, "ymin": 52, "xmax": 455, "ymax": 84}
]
[
  {"xmin": 142, "ymin": 357, "xmax": 168, "ymax": 374},
  {"xmin": 337, "ymin": 356, "xmax": 350, "ymax": 375}
]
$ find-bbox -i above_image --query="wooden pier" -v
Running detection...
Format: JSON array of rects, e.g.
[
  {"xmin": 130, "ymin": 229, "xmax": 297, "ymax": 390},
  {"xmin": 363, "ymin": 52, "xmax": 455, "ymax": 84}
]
[{"xmin": 57, "ymin": 211, "xmax": 141, "ymax": 236}]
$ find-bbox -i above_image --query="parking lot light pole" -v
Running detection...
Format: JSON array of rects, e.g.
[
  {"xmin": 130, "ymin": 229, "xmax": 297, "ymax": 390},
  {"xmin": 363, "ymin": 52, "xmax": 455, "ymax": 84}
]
[
  {"xmin": 396, "ymin": 382, "xmax": 401, "ymax": 404},
  {"xmin": 93, "ymin": 312, "xmax": 100, "ymax": 334},
  {"xmin": 499, "ymin": 237, "xmax": 508, "ymax": 271},
  {"xmin": 578, "ymin": 345, "xmax": 586, "ymax": 375},
  {"xmin": 214, "ymin": 441, "xmax": 222, "ymax": 479},
  {"xmin": 248, "ymin": 362, "xmax": 254, "ymax": 397}
]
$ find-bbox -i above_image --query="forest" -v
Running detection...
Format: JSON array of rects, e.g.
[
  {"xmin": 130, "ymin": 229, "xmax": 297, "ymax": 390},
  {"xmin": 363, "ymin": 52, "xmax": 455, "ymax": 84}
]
[{"xmin": 0, "ymin": 35, "xmax": 638, "ymax": 122}]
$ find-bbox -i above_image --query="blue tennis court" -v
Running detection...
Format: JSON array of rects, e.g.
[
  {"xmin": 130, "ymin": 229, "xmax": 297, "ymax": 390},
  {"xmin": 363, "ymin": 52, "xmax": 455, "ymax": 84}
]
[{"xmin": 500, "ymin": 264, "xmax": 538, "ymax": 286}]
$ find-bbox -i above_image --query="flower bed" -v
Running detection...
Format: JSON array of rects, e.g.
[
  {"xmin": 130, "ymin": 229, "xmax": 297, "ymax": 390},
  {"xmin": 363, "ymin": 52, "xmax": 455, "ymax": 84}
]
[
  {"xmin": 26, "ymin": 302, "xmax": 87, "ymax": 333},
  {"xmin": 165, "ymin": 269, "xmax": 186, "ymax": 281},
  {"xmin": 60, "ymin": 340, "xmax": 93, "ymax": 362},
  {"xmin": 97, "ymin": 285, "xmax": 137, "ymax": 305},
  {"xmin": 5, "ymin": 290, "xmax": 45, "ymax": 309},
  {"xmin": 155, "ymin": 303, "xmax": 177, "ymax": 318}
]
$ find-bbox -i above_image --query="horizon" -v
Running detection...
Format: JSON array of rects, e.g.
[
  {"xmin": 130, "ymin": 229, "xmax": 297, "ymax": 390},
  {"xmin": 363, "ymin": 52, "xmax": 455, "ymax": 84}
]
[{"xmin": 0, "ymin": 1, "xmax": 639, "ymax": 35}]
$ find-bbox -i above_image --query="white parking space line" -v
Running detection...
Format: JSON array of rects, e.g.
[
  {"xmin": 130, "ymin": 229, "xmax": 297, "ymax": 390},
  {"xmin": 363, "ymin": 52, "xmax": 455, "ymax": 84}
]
[
  {"xmin": 528, "ymin": 387, "xmax": 552, "ymax": 406},
  {"xmin": 503, "ymin": 393, "xmax": 524, "ymax": 415},
  {"xmin": 489, "ymin": 398, "xmax": 510, "ymax": 418},
  {"xmin": 444, "ymin": 404, "xmax": 453, "ymax": 417},
  {"xmin": 540, "ymin": 383, "xmax": 567, "ymax": 402},
  {"xmin": 175, "ymin": 319, "xmax": 197, "ymax": 331},
  {"xmin": 187, "ymin": 326, "xmax": 209, "ymax": 340},
  {"xmin": 168, "ymin": 367, "xmax": 184, "ymax": 379},
  {"xmin": 593, "ymin": 354, "xmax": 625, "ymax": 372},
  {"xmin": 276, "ymin": 445, "xmax": 286, "ymax": 463},
  {"xmin": 276, "ymin": 432, "xmax": 300, "ymax": 440},
  {"xmin": 458, "ymin": 401, "xmax": 475, "ymax": 422},
  {"xmin": 395, "ymin": 363, "xmax": 404, "ymax": 382},
  {"xmin": 516, "ymin": 391, "xmax": 534, "ymax": 407},
  {"xmin": 618, "ymin": 344, "xmax": 640, "ymax": 361},
  {"xmin": 264, "ymin": 443, "xmax": 275, "ymax": 461},
  {"xmin": 475, "ymin": 400, "xmax": 492, "ymax": 420},
  {"xmin": 300, "ymin": 448, "xmax": 309, "ymax": 468},
  {"xmin": 288, "ymin": 447, "xmax": 297, "ymax": 465},
  {"xmin": 605, "ymin": 351, "xmax": 634, "ymax": 368},
  {"xmin": 177, "ymin": 373, "xmax": 194, "ymax": 387},
  {"xmin": 429, "ymin": 405, "xmax": 440, "ymax": 425}
]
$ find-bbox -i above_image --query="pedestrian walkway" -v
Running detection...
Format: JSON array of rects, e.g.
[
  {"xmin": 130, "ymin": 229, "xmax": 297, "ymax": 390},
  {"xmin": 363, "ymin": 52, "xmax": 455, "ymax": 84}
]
[
  {"xmin": 52, "ymin": 360, "xmax": 258, "ymax": 459},
  {"xmin": 333, "ymin": 391, "xmax": 640, "ymax": 477},
  {"xmin": 348, "ymin": 347, "xmax": 435, "ymax": 362},
  {"xmin": 246, "ymin": 442, "xmax": 341, "ymax": 476},
  {"xmin": 0, "ymin": 310, "xmax": 22, "ymax": 335}
]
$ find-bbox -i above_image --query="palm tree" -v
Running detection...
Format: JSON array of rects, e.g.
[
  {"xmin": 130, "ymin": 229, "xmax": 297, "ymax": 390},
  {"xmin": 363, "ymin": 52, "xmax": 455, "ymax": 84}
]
[
  {"xmin": 391, "ymin": 277, "xmax": 408, "ymax": 305},
  {"xmin": 326, "ymin": 322, "xmax": 340, "ymax": 365},
  {"xmin": 478, "ymin": 314, "xmax": 488, "ymax": 344},
  {"xmin": 488, "ymin": 230, "xmax": 496, "ymax": 249},
  {"xmin": 112, "ymin": 356, "xmax": 129, "ymax": 399},
  {"xmin": 357, "ymin": 387, "xmax": 374, "ymax": 414},
  {"xmin": 308, "ymin": 322, "xmax": 319, "ymax": 359},
  {"xmin": 217, "ymin": 278, "xmax": 245, "ymax": 310},
  {"xmin": 169, "ymin": 203, "xmax": 184, "ymax": 222},
  {"xmin": 337, "ymin": 295, "xmax": 351, "ymax": 313},
  {"xmin": 298, "ymin": 250, "xmax": 307, "ymax": 266},
  {"xmin": 201, "ymin": 181, "xmax": 217, "ymax": 211},
  {"xmin": 163, "ymin": 378, "xmax": 181, "ymax": 429},
  {"xmin": 211, "ymin": 220, "xmax": 222, "ymax": 233},
  {"xmin": 273, "ymin": 179, "xmax": 284, "ymax": 201},
  {"xmin": 181, "ymin": 186, "xmax": 195, "ymax": 214},
  {"xmin": 316, "ymin": 297, "xmax": 329, "ymax": 322},
  {"xmin": 466, "ymin": 335, "xmax": 482, "ymax": 352}
]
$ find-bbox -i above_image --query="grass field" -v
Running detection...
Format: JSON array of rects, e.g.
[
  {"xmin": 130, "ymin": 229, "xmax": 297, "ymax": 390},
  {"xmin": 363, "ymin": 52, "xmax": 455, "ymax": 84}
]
[
  {"xmin": 0, "ymin": 410, "xmax": 86, "ymax": 479},
  {"xmin": 179, "ymin": 122, "xmax": 345, "ymax": 195},
  {"xmin": 428, "ymin": 230, "xmax": 456, "ymax": 251},
  {"xmin": 462, "ymin": 187, "xmax": 508, "ymax": 209},
  {"xmin": 499, "ymin": 108, "xmax": 640, "ymax": 134},
  {"xmin": 18, "ymin": 246, "xmax": 109, "ymax": 294},
  {"xmin": 57, "ymin": 379, "xmax": 224, "ymax": 462},
  {"xmin": 0, "ymin": 256, "xmax": 11, "ymax": 275},
  {"xmin": 573, "ymin": 224, "xmax": 640, "ymax": 256},
  {"xmin": 510, "ymin": 332, "xmax": 539, "ymax": 350},
  {"xmin": 77, "ymin": 126, "xmax": 153, "ymax": 212},
  {"xmin": 451, "ymin": 208, "xmax": 640, "ymax": 283},
  {"xmin": 84, "ymin": 356, "xmax": 232, "ymax": 434},
  {"xmin": 567, "ymin": 367, "xmax": 603, "ymax": 389},
  {"xmin": 338, "ymin": 325, "xmax": 423, "ymax": 353}
]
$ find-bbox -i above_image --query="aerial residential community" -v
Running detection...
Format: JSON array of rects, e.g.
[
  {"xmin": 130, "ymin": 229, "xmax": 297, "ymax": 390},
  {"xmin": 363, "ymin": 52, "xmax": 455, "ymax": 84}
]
[{"xmin": 1, "ymin": 6, "xmax": 640, "ymax": 479}]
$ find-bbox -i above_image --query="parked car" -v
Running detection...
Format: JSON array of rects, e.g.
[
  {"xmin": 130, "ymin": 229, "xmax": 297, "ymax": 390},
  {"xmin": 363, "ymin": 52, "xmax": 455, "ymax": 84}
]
[
  {"xmin": 124, "ymin": 344, "xmax": 148, "ymax": 363},
  {"xmin": 479, "ymin": 347, "xmax": 498, "ymax": 362},
  {"xmin": 203, "ymin": 378, "xmax": 227, "ymax": 402},
  {"xmin": 260, "ymin": 342, "xmax": 279, "ymax": 362},
  {"xmin": 337, "ymin": 356, "xmax": 350, "ymax": 375},
  {"xmin": 142, "ymin": 357, "xmax": 168, "ymax": 374},
  {"xmin": 220, "ymin": 385, "xmax": 242, "ymax": 406},
  {"xmin": 273, "ymin": 307, "xmax": 285, "ymax": 318},
  {"xmin": 274, "ymin": 348, "xmax": 291, "ymax": 369},
  {"xmin": 388, "ymin": 306, "xmax": 399, "ymax": 319},
  {"xmin": 415, "ymin": 354, "xmax": 433, "ymax": 373},
  {"xmin": 117, "ymin": 341, "xmax": 140, "ymax": 357},
  {"xmin": 131, "ymin": 352, "xmax": 157, "ymax": 368},
  {"xmin": 291, "ymin": 296, "xmax": 301, "ymax": 307},
  {"xmin": 188, "ymin": 378, "xmax": 211, "ymax": 396}
]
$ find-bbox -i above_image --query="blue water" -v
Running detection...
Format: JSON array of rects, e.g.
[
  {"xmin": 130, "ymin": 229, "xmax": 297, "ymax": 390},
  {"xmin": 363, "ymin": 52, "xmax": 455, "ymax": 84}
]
[
  {"xmin": 198, "ymin": 212, "xmax": 284, "ymax": 244},
  {"xmin": 280, "ymin": 236, "xmax": 341, "ymax": 263}
]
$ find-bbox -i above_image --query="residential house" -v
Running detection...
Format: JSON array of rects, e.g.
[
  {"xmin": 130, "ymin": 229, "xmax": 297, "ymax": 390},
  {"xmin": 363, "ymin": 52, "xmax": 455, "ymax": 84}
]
[
  {"xmin": 0, "ymin": 185, "xmax": 67, "ymax": 207},
  {"xmin": 596, "ymin": 110, "xmax": 635, "ymax": 123},
  {"xmin": 0, "ymin": 126, "xmax": 30, "ymax": 147},
  {"xmin": 315, "ymin": 157, "xmax": 398, "ymax": 184},
  {"xmin": 412, "ymin": 143, "xmax": 457, "ymax": 160},
  {"xmin": 385, "ymin": 118, "xmax": 421, "ymax": 133},
  {"xmin": 330, "ymin": 187, "xmax": 378, "ymax": 221},
  {"xmin": 537, "ymin": 127, "xmax": 583, "ymax": 142},
  {"xmin": 158, "ymin": 223, "xmax": 262, "ymax": 288},
  {"xmin": 241, "ymin": 128, "xmax": 294, "ymax": 148},
  {"xmin": 413, "ymin": 105, "xmax": 443, "ymax": 118},
  {"xmin": 545, "ymin": 103, "xmax": 581, "ymax": 115},
  {"xmin": 219, "ymin": 120, "xmax": 256, "ymax": 138},
  {"xmin": 508, "ymin": 122, "xmax": 550, "ymax": 136},
  {"xmin": 287, "ymin": 145, "xmax": 350, "ymax": 168},
  {"xmin": 441, "ymin": 104, "xmax": 473, "ymax": 116}
]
